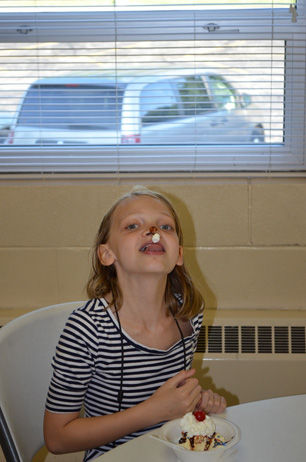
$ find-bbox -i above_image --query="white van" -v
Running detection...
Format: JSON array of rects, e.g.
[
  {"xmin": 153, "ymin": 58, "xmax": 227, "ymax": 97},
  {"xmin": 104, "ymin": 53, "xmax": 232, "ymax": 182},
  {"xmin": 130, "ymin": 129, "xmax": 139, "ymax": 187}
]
[{"xmin": 6, "ymin": 71, "xmax": 265, "ymax": 146}]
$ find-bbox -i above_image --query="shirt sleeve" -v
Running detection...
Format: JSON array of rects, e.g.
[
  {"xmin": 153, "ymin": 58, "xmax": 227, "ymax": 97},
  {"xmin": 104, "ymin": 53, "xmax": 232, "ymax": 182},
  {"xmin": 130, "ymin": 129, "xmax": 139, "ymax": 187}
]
[{"xmin": 45, "ymin": 309, "xmax": 98, "ymax": 413}]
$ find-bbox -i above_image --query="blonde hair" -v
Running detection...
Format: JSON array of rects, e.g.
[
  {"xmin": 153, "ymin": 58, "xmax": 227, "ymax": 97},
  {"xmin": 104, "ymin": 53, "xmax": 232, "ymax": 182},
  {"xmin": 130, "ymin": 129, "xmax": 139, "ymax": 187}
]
[{"xmin": 86, "ymin": 187, "xmax": 204, "ymax": 319}]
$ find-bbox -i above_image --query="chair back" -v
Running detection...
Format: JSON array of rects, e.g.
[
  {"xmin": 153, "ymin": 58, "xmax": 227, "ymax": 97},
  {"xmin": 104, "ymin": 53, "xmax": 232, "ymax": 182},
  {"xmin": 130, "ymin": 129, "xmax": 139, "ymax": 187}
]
[{"xmin": 0, "ymin": 302, "xmax": 84, "ymax": 462}]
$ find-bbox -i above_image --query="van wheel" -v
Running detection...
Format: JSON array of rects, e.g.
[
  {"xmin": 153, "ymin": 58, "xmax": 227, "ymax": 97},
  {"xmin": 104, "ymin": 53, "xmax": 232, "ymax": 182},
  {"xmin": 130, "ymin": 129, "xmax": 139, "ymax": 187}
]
[{"xmin": 251, "ymin": 127, "xmax": 265, "ymax": 143}]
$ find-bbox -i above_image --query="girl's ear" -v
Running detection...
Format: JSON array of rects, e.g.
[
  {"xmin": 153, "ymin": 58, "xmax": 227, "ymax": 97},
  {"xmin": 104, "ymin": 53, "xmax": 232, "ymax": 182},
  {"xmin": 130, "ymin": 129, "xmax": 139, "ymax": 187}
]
[
  {"xmin": 98, "ymin": 244, "xmax": 116, "ymax": 266},
  {"xmin": 176, "ymin": 245, "xmax": 184, "ymax": 266}
]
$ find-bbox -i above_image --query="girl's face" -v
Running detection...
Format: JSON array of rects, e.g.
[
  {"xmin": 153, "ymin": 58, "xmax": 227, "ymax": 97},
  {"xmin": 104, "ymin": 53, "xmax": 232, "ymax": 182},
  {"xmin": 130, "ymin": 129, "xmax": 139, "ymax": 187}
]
[{"xmin": 98, "ymin": 195, "xmax": 183, "ymax": 279}]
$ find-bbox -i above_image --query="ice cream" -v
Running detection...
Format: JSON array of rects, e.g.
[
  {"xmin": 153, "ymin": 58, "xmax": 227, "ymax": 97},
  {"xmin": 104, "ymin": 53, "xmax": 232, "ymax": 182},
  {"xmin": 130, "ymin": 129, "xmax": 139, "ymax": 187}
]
[
  {"xmin": 178, "ymin": 411, "xmax": 225, "ymax": 451},
  {"xmin": 152, "ymin": 233, "xmax": 160, "ymax": 243}
]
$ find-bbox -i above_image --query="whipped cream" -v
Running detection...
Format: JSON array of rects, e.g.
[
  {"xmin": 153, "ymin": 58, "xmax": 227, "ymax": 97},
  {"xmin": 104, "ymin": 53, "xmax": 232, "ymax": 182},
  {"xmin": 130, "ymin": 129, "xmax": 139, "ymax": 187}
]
[
  {"xmin": 152, "ymin": 233, "xmax": 160, "ymax": 243},
  {"xmin": 179, "ymin": 412, "xmax": 216, "ymax": 438}
]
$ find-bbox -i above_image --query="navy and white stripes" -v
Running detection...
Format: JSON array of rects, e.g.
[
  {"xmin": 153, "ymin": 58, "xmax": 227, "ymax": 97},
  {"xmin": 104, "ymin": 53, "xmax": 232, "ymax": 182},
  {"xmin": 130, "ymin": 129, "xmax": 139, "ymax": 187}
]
[{"xmin": 46, "ymin": 298, "xmax": 203, "ymax": 461}]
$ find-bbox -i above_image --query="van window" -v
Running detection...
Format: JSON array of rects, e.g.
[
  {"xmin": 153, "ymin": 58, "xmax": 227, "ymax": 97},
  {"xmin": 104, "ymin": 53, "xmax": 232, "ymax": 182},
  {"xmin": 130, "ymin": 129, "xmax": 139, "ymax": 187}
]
[
  {"xmin": 208, "ymin": 76, "xmax": 237, "ymax": 111},
  {"xmin": 140, "ymin": 82, "xmax": 181, "ymax": 125},
  {"xmin": 18, "ymin": 84, "xmax": 124, "ymax": 130},
  {"xmin": 174, "ymin": 76, "xmax": 214, "ymax": 116}
]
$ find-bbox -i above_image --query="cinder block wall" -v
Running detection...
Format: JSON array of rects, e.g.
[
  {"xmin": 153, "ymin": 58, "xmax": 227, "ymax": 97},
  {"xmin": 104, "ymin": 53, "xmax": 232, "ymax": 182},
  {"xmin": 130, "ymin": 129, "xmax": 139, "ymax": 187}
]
[
  {"xmin": 0, "ymin": 176, "xmax": 306, "ymax": 321},
  {"xmin": 1, "ymin": 176, "xmax": 306, "ymax": 462}
]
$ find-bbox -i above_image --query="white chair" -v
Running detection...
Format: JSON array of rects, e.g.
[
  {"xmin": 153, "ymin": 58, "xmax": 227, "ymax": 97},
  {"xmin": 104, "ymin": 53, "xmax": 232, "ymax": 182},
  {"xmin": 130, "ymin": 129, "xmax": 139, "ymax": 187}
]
[{"xmin": 0, "ymin": 302, "xmax": 85, "ymax": 462}]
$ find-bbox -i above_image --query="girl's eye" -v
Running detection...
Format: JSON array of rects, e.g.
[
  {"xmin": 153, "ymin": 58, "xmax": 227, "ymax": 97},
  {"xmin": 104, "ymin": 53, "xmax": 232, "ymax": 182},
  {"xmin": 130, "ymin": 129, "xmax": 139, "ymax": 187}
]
[
  {"xmin": 126, "ymin": 223, "xmax": 139, "ymax": 230},
  {"xmin": 160, "ymin": 224, "xmax": 173, "ymax": 231}
]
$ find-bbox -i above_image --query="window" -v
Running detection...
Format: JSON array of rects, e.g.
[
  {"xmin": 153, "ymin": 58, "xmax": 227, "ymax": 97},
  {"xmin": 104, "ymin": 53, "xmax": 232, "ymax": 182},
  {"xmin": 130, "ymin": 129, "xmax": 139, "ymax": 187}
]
[
  {"xmin": 0, "ymin": 1, "xmax": 305, "ymax": 173},
  {"xmin": 141, "ymin": 82, "xmax": 181, "ymax": 125},
  {"xmin": 175, "ymin": 76, "xmax": 213, "ymax": 115},
  {"xmin": 18, "ymin": 84, "xmax": 124, "ymax": 131},
  {"xmin": 208, "ymin": 76, "xmax": 237, "ymax": 111}
]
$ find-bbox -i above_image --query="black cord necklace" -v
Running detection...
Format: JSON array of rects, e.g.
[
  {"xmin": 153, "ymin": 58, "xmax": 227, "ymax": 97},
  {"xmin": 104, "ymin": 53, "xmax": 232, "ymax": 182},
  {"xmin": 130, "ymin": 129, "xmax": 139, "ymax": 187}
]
[
  {"xmin": 113, "ymin": 304, "xmax": 124, "ymax": 412},
  {"xmin": 169, "ymin": 305, "xmax": 187, "ymax": 371}
]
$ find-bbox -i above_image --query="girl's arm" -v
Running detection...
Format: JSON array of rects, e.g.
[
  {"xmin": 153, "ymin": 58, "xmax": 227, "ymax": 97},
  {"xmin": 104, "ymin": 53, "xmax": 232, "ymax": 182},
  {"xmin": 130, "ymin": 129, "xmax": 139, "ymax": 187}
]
[{"xmin": 44, "ymin": 368, "xmax": 201, "ymax": 454}]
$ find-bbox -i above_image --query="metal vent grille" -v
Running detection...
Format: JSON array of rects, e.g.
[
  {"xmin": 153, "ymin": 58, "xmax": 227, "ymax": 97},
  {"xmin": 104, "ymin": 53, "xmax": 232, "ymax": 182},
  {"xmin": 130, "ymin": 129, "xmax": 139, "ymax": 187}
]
[{"xmin": 196, "ymin": 325, "xmax": 306, "ymax": 354}]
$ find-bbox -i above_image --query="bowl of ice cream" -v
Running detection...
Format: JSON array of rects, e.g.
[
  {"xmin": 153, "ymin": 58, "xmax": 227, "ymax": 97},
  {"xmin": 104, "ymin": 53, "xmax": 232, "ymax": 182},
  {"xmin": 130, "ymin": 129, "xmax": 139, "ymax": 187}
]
[{"xmin": 152, "ymin": 412, "xmax": 240, "ymax": 462}]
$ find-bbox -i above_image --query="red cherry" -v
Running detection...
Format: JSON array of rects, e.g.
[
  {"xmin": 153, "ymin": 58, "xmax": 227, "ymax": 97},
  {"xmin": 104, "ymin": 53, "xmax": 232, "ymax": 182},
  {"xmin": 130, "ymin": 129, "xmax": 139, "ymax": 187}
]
[{"xmin": 194, "ymin": 411, "xmax": 206, "ymax": 422}]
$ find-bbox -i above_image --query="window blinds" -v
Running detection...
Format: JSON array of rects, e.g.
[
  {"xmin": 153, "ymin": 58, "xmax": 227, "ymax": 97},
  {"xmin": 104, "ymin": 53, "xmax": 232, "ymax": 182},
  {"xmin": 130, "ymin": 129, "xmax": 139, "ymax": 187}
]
[{"xmin": 0, "ymin": 1, "xmax": 305, "ymax": 173}]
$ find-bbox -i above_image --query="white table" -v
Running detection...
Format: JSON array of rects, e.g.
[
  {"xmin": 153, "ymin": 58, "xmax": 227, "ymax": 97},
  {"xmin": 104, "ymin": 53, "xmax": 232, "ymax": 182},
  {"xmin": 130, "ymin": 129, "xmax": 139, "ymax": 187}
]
[{"xmin": 96, "ymin": 394, "xmax": 306, "ymax": 462}]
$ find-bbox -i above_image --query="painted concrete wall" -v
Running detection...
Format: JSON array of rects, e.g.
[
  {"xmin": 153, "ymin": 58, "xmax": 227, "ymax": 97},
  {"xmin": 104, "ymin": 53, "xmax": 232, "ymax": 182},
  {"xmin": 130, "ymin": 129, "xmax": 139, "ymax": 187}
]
[{"xmin": 1, "ymin": 177, "xmax": 305, "ymax": 321}]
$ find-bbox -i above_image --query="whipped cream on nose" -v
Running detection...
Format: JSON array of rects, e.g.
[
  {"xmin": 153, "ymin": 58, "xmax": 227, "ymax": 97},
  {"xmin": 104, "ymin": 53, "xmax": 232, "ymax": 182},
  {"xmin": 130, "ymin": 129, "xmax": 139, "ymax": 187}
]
[
  {"xmin": 152, "ymin": 233, "xmax": 160, "ymax": 243},
  {"xmin": 150, "ymin": 226, "xmax": 160, "ymax": 243}
]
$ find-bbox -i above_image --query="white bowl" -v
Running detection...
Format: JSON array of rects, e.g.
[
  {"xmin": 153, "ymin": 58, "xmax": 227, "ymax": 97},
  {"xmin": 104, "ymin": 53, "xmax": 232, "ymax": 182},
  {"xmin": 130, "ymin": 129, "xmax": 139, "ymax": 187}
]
[{"xmin": 154, "ymin": 417, "xmax": 240, "ymax": 462}]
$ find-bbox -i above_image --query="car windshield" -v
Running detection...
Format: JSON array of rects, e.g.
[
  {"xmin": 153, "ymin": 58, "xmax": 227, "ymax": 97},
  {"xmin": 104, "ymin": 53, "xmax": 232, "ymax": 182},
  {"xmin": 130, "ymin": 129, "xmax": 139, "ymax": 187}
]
[{"xmin": 17, "ymin": 84, "xmax": 124, "ymax": 130}]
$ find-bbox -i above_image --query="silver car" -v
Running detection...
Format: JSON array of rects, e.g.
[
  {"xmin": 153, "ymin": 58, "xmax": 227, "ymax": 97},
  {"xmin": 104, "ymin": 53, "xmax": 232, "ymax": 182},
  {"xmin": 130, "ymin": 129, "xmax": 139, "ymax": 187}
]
[{"xmin": 6, "ymin": 71, "xmax": 265, "ymax": 146}]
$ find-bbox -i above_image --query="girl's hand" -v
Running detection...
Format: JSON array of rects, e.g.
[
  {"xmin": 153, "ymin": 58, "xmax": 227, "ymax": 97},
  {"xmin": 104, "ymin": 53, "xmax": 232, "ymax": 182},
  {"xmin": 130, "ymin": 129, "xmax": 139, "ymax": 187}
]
[
  {"xmin": 196, "ymin": 389, "xmax": 227, "ymax": 414},
  {"xmin": 148, "ymin": 369, "xmax": 202, "ymax": 422}
]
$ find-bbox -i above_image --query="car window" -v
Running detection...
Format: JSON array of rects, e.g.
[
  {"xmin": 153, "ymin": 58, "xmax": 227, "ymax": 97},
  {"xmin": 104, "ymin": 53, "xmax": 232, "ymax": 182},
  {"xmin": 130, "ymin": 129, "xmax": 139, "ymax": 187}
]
[
  {"xmin": 173, "ymin": 76, "xmax": 215, "ymax": 116},
  {"xmin": 140, "ymin": 82, "xmax": 181, "ymax": 125},
  {"xmin": 208, "ymin": 76, "xmax": 238, "ymax": 111},
  {"xmin": 17, "ymin": 84, "xmax": 124, "ymax": 130}
]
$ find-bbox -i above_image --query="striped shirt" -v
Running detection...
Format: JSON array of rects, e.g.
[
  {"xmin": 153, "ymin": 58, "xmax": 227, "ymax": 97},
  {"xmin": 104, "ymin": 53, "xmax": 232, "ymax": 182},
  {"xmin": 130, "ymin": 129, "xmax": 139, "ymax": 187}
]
[{"xmin": 46, "ymin": 298, "xmax": 203, "ymax": 461}]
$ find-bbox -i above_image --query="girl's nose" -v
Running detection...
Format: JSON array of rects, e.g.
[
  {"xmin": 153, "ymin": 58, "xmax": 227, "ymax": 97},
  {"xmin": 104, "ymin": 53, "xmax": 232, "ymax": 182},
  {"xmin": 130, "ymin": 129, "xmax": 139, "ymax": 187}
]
[
  {"xmin": 149, "ymin": 226, "xmax": 157, "ymax": 235},
  {"xmin": 147, "ymin": 226, "xmax": 160, "ymax": 243}
]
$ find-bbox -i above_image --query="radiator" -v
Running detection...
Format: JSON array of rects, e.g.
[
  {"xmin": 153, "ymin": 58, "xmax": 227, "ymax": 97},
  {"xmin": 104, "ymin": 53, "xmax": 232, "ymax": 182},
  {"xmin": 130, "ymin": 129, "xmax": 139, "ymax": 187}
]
[
  {"xmin": 193, "ymin": 309, "xmax": 306, "ymax": 406},
  {"xmin": 1, "ymin": 309, "xmax": 305, "ymax": 407}
]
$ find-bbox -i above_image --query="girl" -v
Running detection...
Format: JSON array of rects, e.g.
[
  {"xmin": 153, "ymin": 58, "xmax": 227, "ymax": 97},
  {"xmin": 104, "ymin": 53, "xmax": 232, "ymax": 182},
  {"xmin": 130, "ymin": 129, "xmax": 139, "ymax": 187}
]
[{"xmin": 44, "ymin": 187, "xmax": 226, "ymax": 461}]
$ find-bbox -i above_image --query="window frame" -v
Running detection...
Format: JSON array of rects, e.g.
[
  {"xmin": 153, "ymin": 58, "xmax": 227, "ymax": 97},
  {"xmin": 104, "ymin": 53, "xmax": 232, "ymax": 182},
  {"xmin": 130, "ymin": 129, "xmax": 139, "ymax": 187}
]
[{"xmin": 0, "ymin": 4, "xmax": 306, "ymax": 173}]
